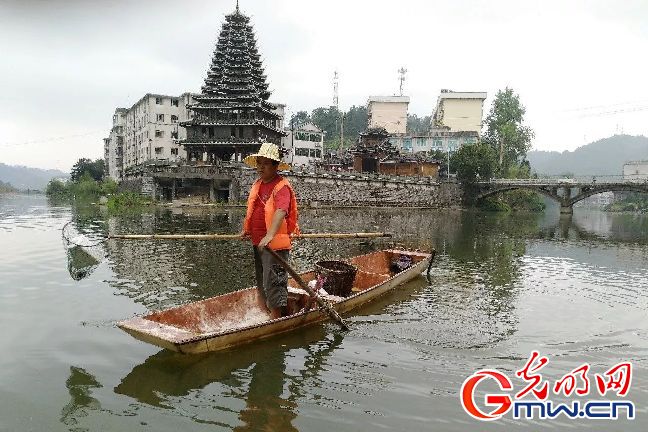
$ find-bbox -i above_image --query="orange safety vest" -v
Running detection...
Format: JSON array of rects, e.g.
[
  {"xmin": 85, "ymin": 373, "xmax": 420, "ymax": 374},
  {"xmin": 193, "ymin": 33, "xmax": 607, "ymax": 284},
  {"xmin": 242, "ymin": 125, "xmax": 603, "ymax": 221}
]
[{"xmin": 243, "ymin": 176, "xmax": 300, "ymax": 250}]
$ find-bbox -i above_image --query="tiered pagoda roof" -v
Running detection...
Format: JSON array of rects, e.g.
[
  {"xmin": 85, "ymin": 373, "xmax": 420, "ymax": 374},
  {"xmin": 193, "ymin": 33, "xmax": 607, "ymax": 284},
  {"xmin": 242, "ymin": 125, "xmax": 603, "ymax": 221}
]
[{"xmin": 179, "ymin": 3, "xmax": 285, "ymax": 163}]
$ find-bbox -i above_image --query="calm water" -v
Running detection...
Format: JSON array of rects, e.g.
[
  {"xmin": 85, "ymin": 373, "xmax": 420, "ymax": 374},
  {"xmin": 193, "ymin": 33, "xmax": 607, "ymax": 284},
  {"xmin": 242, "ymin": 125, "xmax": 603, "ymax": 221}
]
[{"xmin": 1, "ymin": 194, "xmax": 647, "ymax": 431}]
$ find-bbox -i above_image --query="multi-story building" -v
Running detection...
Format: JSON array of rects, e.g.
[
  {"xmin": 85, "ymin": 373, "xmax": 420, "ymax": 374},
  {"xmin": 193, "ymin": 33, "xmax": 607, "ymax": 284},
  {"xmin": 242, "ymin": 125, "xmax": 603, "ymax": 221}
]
[
  {"xmin": 104, "ymin": 108, "xmax": 127, "ymax": 180},
  {"xmin": 367, "ymin": 96, "xmax": 409, "ymax": 135},
  {"xmin": 104, "ymin": 93, "xmax": 195, "ymax": 181},
  {"xmin": 121, "ymin": 93, "xmax": 195, "ymax": 174},
  {"xmin": 282, "ymin": 122, "xmax": 324, "ymax": 167},
  {"xmin": 432, "ymin": 90, "xmax": 487, "ymax": 134},
  {"xmin": 623, "ymin": 160, "xmax": 648, "ymax": 181},
  {"xmin": 386, "ymin": 90, "xmax": 486, "ymax": 157},
  {"xmin": 389, "ymin": 130, "xmax": 479, "ymax": 154}
]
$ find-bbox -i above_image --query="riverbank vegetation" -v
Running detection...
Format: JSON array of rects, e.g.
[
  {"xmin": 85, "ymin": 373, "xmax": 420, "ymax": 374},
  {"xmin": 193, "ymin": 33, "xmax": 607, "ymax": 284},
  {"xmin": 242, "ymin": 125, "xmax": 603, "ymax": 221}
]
[
  {"xmin": 605, "ymin": 193, "xmax": 648, "ymax": 213},
  {"xmin": 0, "ymin": 180, "xmax": 17, "ymax": 193},
  {"xmin": 45, "ymin": 158, "xmax": 152, "ymax": 210}
]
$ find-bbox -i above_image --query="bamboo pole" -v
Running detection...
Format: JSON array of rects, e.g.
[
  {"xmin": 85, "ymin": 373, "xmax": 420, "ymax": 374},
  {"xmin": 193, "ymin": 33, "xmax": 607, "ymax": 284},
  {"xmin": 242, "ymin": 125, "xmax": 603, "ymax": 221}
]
[{"xmin": 108, "ymin": 232, "xmax": 392, "ymax": 240}]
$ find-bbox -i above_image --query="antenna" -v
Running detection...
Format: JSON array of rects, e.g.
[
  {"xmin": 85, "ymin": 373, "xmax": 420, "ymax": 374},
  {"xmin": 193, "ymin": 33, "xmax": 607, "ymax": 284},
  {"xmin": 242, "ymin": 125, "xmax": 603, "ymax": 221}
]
[
  {"xmin": 398, "ymin": 67, "xmax": 407, "ymax": 96},
  {"xmin": 332, "ymin": 70, "xmax": 339, "ymax": 110}
]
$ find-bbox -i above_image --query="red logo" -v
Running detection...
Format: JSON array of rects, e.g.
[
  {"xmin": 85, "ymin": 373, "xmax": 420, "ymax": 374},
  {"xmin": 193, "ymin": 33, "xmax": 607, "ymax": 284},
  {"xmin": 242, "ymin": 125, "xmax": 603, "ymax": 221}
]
[
  {"xmin": 460, "ymin": 370, "xmax": 513, "ymax": 421},
  {"xmin": 460, "ymin": 352, "xmax": 635, "ymax": 421}
]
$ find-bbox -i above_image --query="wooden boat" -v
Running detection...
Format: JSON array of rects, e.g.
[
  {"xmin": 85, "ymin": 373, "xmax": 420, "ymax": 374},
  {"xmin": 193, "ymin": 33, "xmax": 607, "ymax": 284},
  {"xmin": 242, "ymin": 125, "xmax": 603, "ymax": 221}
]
[{"xmin": 118, "ymin": 249, "xmax": 434, "ymax": 354}]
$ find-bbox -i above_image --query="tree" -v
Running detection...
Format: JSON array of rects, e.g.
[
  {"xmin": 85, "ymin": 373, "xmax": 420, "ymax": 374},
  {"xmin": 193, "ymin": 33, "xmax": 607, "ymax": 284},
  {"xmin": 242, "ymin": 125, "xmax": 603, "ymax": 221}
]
[
  {"xmin": 311, "ymin": 107, "xmax": 340, "ymax": 144},
  {"xmin": 0, "ymin": 180, "xmax": 17, "ymax": 193},
  {"xmin": 482, "ymin": 88, "xmax": 534, "ymax": 177},
  {"xmin": 407, "ymin": 114, "xmax": 431, "ymax": 135},
  {"xmin": 450, "ymin": 142, "xmax": 497, "ymax": 183},
  {"xmin": 289, "ymin": 111, "xmax": 310, "ymax": 128},
  {"xmin": 343, "ymin": 105, "xmax": 368, "ymax": 144},
  {"xmin": 70, "ymin": 158, "xmax": 104, "ymax": 182},
  {"xmin": 45, "ymin": 179, "xmax": 69, "ymax": 198},
  {"xmin": 428, "ymin": 149, "xmax": 449, "ymax": 178}
]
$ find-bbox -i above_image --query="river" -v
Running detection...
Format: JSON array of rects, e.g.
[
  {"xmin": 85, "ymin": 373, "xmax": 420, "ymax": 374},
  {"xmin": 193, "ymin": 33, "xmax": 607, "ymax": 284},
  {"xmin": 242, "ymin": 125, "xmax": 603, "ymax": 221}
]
[{"xmin": 1, "ymin": 193, "xmax": 647, "ymax": 431}]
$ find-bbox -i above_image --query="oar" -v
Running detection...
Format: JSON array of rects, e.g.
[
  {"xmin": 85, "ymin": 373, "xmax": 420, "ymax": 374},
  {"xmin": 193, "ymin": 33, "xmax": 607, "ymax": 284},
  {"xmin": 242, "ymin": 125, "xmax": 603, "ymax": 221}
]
[
  {"xmin": 263, "ymin": 247, "xmax": 350, "ymax": 331},
  {"xmin": 108, "ymin": 232, "xmax": 391, "ymax": 240}
]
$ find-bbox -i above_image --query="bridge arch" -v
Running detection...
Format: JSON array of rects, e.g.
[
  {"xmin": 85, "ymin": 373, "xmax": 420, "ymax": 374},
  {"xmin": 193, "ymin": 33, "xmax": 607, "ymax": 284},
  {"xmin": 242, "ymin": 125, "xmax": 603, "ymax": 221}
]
[{"xmin": 474, "ymin": 181, "xmax": 648, "ymax": 214}]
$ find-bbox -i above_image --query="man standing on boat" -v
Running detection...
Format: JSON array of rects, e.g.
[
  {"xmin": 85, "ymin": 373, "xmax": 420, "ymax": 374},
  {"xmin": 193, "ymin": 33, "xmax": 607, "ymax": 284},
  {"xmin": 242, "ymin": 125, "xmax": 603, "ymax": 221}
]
[{"xmin": 240, "ymin": 143, "xmax": 300, "ymax": 319}]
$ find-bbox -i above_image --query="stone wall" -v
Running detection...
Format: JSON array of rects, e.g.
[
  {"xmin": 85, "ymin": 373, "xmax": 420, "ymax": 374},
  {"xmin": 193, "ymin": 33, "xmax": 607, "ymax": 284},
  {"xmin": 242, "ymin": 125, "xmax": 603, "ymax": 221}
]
[
  {"xmin": 132, "ymin": 166, "xmax": 462, "ymax": 208},
  {"xmin": 231, "ymin": 169, "xmax": 461, "ymax": 208},
  {"xmin": 119, "ymin": 178, "xmax": 143, "ymax": 194}
]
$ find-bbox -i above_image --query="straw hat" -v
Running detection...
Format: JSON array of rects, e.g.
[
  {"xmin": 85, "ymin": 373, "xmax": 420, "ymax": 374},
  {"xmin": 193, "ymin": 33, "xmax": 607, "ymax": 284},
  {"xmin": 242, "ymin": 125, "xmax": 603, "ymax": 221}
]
[{"xmin": 243, "ymin": 142, "xmax": 291, "ymax": 171}]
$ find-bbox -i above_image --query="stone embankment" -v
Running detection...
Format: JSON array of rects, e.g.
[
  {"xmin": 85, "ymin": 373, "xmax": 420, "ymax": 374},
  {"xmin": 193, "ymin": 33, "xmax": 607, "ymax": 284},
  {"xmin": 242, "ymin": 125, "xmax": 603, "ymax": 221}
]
[
  {"xmin": 264, "ymin": 171, "xmax": 459, "ymax": 208},
  {"xmin": 121, "ymin": 166, "xmax": 462, "ymax": 209}
]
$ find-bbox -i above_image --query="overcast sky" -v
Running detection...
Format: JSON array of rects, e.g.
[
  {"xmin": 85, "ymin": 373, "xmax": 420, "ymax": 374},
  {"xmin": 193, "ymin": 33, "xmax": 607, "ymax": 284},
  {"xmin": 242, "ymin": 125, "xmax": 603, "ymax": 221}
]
[{"xmin": 1, "ymin": 0, "xmax": 647, "ymax": 171}]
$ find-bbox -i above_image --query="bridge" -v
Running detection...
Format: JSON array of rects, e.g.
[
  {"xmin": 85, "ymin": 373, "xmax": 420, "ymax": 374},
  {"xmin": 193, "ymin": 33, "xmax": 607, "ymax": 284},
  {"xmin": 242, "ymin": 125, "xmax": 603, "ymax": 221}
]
[{"xmin": 475, "ymin": 175, "xmax": 648, "ymax": 213}]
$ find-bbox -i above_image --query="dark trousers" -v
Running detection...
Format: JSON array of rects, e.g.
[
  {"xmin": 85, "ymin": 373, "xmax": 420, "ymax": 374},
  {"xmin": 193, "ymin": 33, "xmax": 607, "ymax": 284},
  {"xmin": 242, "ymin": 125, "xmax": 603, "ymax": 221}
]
[{"xmin": 253, "ymin": 247, "xmax": 289, "ymax": 309}]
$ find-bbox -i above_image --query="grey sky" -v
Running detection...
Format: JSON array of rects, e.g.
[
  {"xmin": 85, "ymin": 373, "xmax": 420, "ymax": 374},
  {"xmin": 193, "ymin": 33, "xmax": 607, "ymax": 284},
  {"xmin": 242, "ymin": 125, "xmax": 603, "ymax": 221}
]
[{"xmin": 1, "ymin": 0, "xmax": 647, "ymax": 171}]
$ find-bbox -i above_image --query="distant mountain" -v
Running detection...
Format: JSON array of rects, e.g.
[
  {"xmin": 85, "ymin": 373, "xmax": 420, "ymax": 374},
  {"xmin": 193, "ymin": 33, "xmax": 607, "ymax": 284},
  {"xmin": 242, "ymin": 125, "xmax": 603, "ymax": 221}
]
[
  {"xmin": 528, "ymin": 135, "xmax": 648, "ymax": 176},
  {"xmin": 0, "ymin": 163, "xmax": 68, "ymax": 190}
]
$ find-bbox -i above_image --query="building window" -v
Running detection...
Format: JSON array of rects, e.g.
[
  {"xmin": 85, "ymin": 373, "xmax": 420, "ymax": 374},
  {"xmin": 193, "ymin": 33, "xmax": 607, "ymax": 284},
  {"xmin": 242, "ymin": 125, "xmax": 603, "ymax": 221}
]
[
  {"xmin": 171, "ymin": 131, "xmax": 178, "ymax": 139},
  {"xmin": 155, "ymin": 97, "xmax": 162, "ymax": 105},
  {"xmin": 171, "ymin": 115, "xmax": 178, "ymax": 123},
  {"xmin": 155, "ymin": 147, "xmax": 163, "ymax": 155},
  {"xmin": 155, "ymin": 130, "xmax": 163, "ymax": 138},
  {"xmin": 171, "ymin": 99, "xmax": 179, "ymax": 107},
  {"xmin": 171, "ymin": 148, "xmax": 178, "ymax": 156},
  {"xmin": 157, "ymin": 114, "xmax": 164, "ymax": 122}
]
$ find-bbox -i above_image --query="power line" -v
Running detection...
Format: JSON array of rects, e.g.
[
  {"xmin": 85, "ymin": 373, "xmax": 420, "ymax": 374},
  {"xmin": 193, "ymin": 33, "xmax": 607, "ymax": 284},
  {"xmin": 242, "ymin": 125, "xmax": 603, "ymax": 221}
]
[
  {"xmin": 575, "ymin": 105, "xmax": 648, "ymax": 118},
  {"xmin": 0, "ymin": 130, "xmax": 105, "ymax": 148}
]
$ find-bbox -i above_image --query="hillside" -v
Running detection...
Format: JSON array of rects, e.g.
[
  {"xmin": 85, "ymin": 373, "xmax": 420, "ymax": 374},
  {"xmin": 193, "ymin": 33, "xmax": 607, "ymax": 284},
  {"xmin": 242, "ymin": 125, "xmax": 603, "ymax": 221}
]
[
  {"xmin": 528, "ymin": 135, "xmax": 648, "ymax": 176},
  {"xmin": 0, "ymin": 163, "xmax": 68, "ymax": 191}
]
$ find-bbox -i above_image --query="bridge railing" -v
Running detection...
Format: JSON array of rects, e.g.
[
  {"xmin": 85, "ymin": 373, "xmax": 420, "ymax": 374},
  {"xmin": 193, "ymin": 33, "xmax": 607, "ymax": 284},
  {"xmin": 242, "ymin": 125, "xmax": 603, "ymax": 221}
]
[{"xmin": 487, "ymin": 174, "xmax": 648, "ymax": 185}]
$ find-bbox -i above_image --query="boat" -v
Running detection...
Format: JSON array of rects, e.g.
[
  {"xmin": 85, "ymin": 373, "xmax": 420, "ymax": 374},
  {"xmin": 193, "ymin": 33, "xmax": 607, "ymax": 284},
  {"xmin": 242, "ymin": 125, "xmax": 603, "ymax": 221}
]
[{"xmin": 117, "ymin": 249, "xmax": 435, "ymax": 354}]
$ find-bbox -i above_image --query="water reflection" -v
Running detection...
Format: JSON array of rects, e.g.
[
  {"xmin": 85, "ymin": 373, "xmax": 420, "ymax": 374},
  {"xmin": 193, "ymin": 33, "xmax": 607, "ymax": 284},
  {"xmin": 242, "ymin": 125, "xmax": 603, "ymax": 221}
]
[
  {"xmin": 60, "ymin": 366, "xmax": 103, "ymax": 428},
  {"xmin": 115, "ymin": 326, "xmax": 343, "ymax": 430}
]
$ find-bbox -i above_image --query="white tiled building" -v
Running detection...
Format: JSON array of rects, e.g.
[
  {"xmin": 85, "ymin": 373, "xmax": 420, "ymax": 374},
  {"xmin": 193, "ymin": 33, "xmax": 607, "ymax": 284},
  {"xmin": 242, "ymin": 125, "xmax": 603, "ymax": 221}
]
[
  {"xmin": 432, "ymin": 90, "xmax": 487, "ymax": 133},
  {"xmin": 389, "ymin": 90, "xmax": 486, "ymax": 156},
  {"xmin": 282, "ymin": 122, "xmax": 323, "ymax": 167},
  {"xmin": 103, "ymin": 108, "xmax": 127, "ymax": 180},
  {"xmin": 389, "ymin": 130, "xmax": 479, "ymax": 154},
  {"xmin": 623, "ymin": 160, "xmax": 648, "ymax": 181},
  {"xmin": 122, "ymin": 93, "xmax": 195, "ymax": 173},
  {"xmin": 367, "ymin": 96, "xmax": 409, "ymax": 135}
]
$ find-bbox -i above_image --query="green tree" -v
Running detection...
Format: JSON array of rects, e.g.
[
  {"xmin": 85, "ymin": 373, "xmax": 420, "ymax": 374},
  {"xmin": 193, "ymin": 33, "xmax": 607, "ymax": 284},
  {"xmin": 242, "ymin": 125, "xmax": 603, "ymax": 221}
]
[
  {"xmin": 289, "ymin": 110, "xmax": 310, "ymax": 128},
  {"xmin": 311, "ymin": 106, "xmax": 341, "ymax": 146},
  {"xmin": 482, "ymin": 88, "xmax": 534, "ymax": 177},
  {"xmin": 0, "ymin": 180, "xmax": 17, "ymax": 193},
  {"xmin": 450, "ymin": 143, "xmax": 497, "ymax": 183},
  {"xmin": 342, "ymin": 105, "xmax": 368, "ymax": 145},
  {"xmin": 46, "ymin": 179, "xmax": 70, "ymax": 198},
  {"xmin": 407, "ymin": 114, "xmax": 431, "ymax": 135},
  {"xmin": 70, "ymin": 158, "xmax": 104, "ymax": 182}
]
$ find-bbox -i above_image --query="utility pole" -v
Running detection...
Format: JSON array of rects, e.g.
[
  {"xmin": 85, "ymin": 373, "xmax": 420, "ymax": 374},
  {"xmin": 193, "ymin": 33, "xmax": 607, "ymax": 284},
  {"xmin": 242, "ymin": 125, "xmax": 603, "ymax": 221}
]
[
  {"xmin": 332, "ymin": 70, "xmax": 339, "ymax": 110},
  {"xmin": 398, "ymin": 67, "xmax": 407, "ymax": 96},
  {"xmin": 340, "ymin": 113, "xmax": 344, "ymax": 149},
  {"xmin": 447, "ymin": 144, "xmax": 450, "ymax": 179}
]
